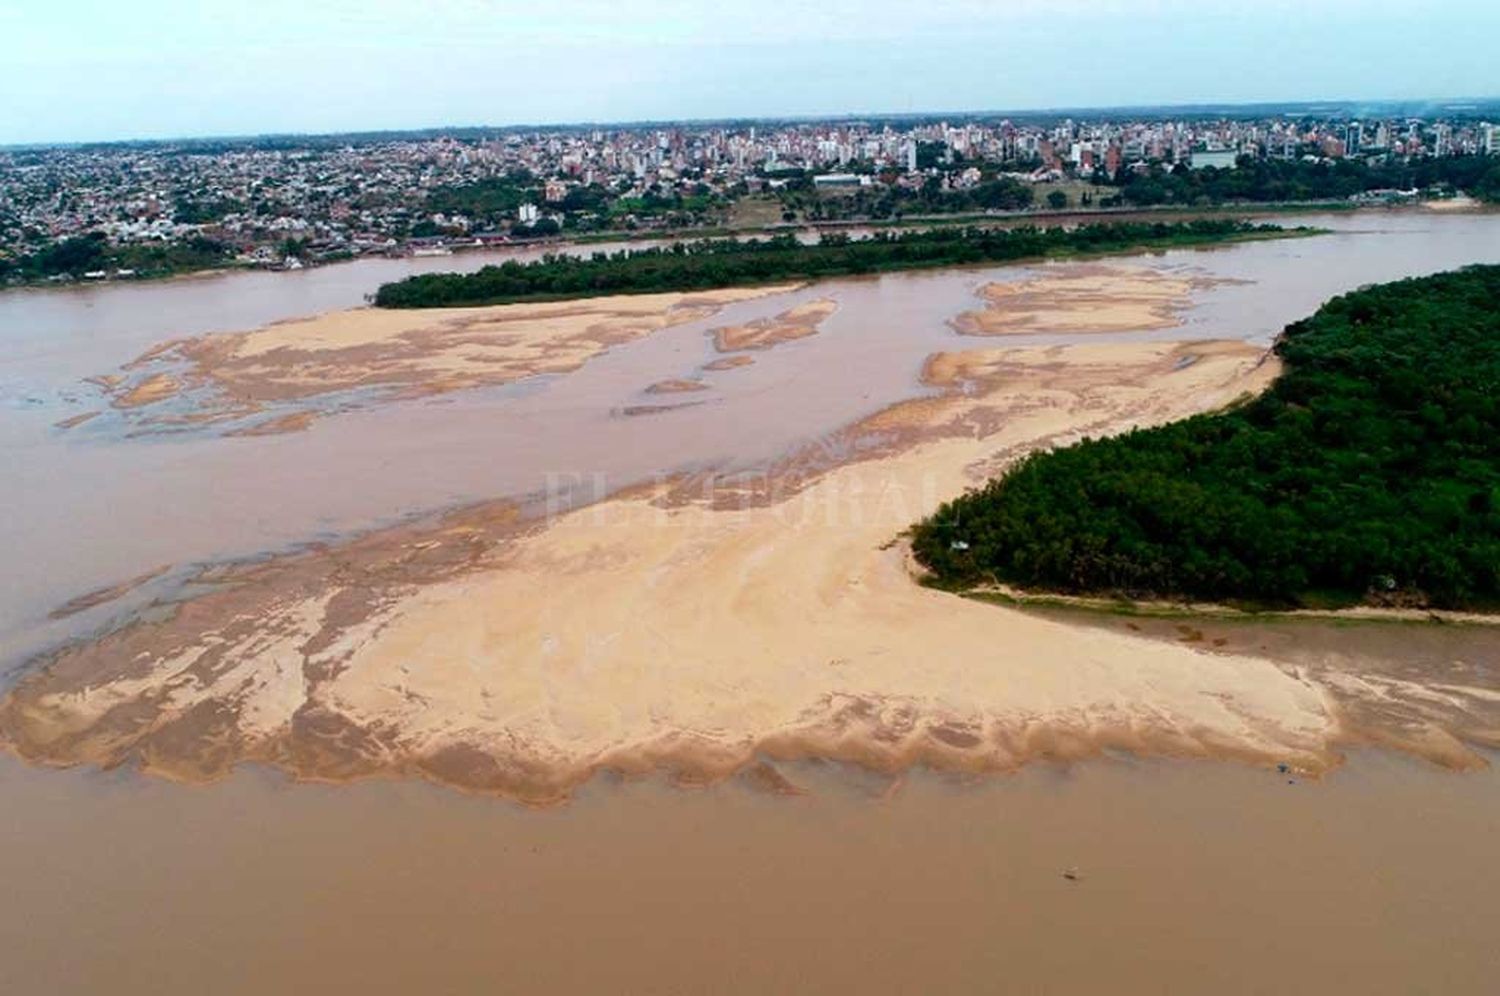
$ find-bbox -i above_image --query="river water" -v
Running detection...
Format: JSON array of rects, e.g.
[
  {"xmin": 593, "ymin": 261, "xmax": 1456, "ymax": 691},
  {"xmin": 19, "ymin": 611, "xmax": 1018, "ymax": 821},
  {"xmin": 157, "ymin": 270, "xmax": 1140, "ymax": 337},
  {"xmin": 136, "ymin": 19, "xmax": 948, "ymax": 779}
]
[
  {"xmin": 2, "ymin": 751, "xmax": 1496, "ymax": 995},
  {"xmin": 2, "ymin": 209, "xmax": 1499, "ymax": 993},
  {"xmin": 5, "ymin": 210, "xmax": 1500, "ymax": 670}
]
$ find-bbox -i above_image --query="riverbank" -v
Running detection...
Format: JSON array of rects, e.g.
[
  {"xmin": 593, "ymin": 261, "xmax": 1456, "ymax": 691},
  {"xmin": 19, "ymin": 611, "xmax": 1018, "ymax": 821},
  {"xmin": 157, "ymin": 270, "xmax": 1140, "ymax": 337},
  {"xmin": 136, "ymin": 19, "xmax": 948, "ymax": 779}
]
[
  {"xmin": 961, "ymin": 584, "xmax": 1500, "ymax": 627},
  {"xmin": 8, "ymin": 196, "xmax": 1486, "ymax": 299}
]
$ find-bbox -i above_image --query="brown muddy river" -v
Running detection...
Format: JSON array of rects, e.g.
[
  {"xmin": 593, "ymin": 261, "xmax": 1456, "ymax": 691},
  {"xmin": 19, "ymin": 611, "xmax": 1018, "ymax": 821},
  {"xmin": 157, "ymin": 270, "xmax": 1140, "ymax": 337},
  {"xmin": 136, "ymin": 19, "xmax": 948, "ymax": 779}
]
[
  {"xmin": 2, "ymin": 210, "xmax": 1500, "ymax": 993},
  {"xmin": 3, "ymin": 753, "xmax": 1497, "ymax": 995}
]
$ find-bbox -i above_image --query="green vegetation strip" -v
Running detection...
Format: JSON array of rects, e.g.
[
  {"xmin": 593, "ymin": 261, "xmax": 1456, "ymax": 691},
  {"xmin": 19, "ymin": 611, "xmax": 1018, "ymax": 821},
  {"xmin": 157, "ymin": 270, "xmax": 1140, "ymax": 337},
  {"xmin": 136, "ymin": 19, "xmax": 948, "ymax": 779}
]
[
  {"xmin": 912, "ymin": 265, "xmax": 1500, "ymax": 611},
  {"xmin": 1, "ymin": 231, "xmax": 236, "ymax": 282},
  {"xmin": 1110, "ymin": 153, "xmax": 1500, "ymax": 208},
  {"xmin": 371, "ymin": 220, "xmax": 1297, "ymax": 308}
]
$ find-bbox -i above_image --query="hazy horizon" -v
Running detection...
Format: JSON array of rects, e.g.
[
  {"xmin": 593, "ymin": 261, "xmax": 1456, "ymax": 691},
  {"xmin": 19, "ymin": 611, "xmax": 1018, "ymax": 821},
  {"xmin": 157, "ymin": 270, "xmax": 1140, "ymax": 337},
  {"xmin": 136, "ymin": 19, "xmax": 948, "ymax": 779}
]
[
  {"xmin": 6, "ymin": 0, "xmax": 1500, "ymax": 145},
  {"xmin": 7, "ymin": 95, "xmax": 1500, "ymax": 150}
]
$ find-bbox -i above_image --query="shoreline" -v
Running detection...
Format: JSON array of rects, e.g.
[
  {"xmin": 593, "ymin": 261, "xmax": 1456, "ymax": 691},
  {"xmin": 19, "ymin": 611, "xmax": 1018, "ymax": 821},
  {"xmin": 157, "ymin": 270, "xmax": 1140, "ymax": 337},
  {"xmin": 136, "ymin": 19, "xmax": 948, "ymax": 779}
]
[
  {"xmin": 958, "ymin": 584, "xmax": 1500, "ymax": 628},
  {"xmin": 8, "ymin": 198, "xmax": 1460, "ymax": 300},
  {"xmin": 9, "ymin": 331, "xmax": 1465, "ymax": 801}
]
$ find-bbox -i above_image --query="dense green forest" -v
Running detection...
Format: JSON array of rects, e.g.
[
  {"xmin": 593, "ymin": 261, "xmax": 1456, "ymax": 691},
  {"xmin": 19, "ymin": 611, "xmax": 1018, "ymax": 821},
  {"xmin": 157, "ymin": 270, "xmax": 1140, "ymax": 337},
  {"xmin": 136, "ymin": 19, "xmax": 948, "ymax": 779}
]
[
  {"xmin": 912, "ymin": 265, "xmax": 1500, "ymax": 610},
  {"xmin": 1111, "ymin": 154, "xmax": 1500, "ymax": 207},
  {"xmin": 372, "ymin": 219, "xmax": 1290, "ymax": 308}
]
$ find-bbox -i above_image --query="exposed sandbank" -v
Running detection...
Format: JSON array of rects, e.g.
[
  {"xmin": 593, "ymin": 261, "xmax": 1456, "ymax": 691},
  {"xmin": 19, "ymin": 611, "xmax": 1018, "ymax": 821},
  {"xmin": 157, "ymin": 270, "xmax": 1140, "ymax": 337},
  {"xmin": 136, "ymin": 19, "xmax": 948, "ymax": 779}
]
[
  {"xmin": 711, "ymin": 298, "xmax": 838, "ymax": 352},
  {"xmin": 53, "ymin": 411, "xmax": 101, "ymax": 430},
  {"xmin": 91, "ymin": 285, "xmax": 795, "ymax": 433},
  {"xmin": 115, "ymin": 373, "xmax": 180, "ymax": 408},
  {"xmin": 45, "ymin": 565, "xmax": 171, "ymax": 621},
  {"xmin": 8, "ymin": 268, "xmax": 1497, "ymax": 802},
  {"xmin": 952, "ymin": 264, "xmax": 1232, "ymax": 336},
  {"xmin": 702, "ymin": 355, "xmax": 756, "ymax": 371},
  {"xmin": 645, "ymin": 379, "xmax": 710, "ymax": 395},
  {"xmin": 7, "ymin": 333, "xmax": 1439, "ymax": 803}
]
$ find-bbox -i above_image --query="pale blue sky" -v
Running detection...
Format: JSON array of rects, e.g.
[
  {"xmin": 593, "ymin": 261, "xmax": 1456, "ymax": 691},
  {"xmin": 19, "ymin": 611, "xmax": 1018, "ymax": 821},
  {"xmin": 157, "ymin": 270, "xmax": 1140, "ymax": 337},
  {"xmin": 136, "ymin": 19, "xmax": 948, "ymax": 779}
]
[{"xmin": 3, "ymin": 0, "xmax": 1497, "ymax": 144}]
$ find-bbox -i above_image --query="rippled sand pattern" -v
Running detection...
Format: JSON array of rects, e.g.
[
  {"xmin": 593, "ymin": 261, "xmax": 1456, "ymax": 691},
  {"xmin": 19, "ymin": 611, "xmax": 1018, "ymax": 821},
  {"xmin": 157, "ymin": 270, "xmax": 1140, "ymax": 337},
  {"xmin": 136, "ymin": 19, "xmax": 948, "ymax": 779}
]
[
  {"xmin": 9, "ymin": 254, "xmax": 1500, "ymax": 803},
  {"xmin": 1, "ymin": 336, "xmax": 1389, "ymax": 802},
  {"xmin": 711, "ymin": 298, "xmax": 838, "ymax": 352},
  {"xmin": 953, "ymin": 263, "xmax": 1232, "ymax": 336}
]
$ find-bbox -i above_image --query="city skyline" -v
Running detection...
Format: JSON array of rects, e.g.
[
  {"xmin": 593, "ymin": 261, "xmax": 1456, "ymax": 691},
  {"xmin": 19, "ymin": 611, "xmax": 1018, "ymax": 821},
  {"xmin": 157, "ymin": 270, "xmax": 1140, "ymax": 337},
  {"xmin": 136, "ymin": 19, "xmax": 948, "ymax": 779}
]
[
  {"xmin": 6, "ymin": 96, "xmax": 1500, "ymax": 151},
  {"xmin": 5, "ymin": 0, "xmax": 1500, "ymax": 145}
]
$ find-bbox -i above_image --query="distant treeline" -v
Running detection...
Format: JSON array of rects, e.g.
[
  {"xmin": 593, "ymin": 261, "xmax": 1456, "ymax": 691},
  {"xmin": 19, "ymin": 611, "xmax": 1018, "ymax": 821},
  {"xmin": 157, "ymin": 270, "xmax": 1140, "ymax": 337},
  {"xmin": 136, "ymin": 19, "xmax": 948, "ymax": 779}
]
[
  {"xmin": 0, "ymin": 231, "xmax": 234, "ymax": 282},
  {"xmin": 912, "ymin": 265, "xmax": 1500, "ymax": 611},
  {"xmin": 372, "ymin": 219, "xmax": 1289, "ymax": 308},
  {"xmin": 774, "ymin": 174, "xmax": 1035, "ymax": 222},
  {"xmin": 1113, "ymin": 153, "xmax": 1500, "ymax": 206},
  {"xmin": 422, "ymin": 171, "xmax": 724, "ymax": 233}
]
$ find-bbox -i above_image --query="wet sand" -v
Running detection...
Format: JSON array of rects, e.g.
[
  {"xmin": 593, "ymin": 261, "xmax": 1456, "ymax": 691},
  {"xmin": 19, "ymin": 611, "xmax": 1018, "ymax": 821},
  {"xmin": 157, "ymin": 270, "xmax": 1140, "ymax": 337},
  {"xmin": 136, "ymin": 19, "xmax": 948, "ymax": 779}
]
[
  {"xmin": 5, "ymin": 332, "xmax": 1453, "ymax": 800},
  {"xmin": 952, "ymin": 263, "xmax": 1227, "ymax": 335},
  {"xmin": 644, "ymin": 377, "xmax": 710, "ymax": 394},
  {"xmin": 87, "ymin": 286, "xmax": 792, "ymax": 434},
  {"xmin": 703, "ymin": 354, "xmax": 756, "ymax": 371},
  {"xmin": 1010, "ymin": 605, "xmax": 1500, "ymax": 767},
  {"xmin": 711, "ymin": 297, "xmax": 839, "ymax": 351}
]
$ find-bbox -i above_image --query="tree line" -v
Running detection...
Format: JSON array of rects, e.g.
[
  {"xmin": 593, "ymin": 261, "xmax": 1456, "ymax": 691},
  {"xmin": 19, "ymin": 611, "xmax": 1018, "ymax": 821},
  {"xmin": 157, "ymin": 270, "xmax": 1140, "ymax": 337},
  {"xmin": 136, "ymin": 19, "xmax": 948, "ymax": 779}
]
[
  {"xmin": 911, "ymin": 265, "xmax": 1500, "ymax": 610},
  {"xmin": 774, "ymin": 175, "xmax": 1035, "ymax": 222},
  {"xmin": 0, "ymin": 231, "xmax": 234, "ymax": 282},
  {"xmin": 372, "ymin": 219, "xmax": 1288, "ymax": 308},
  {"xmin": 1110, "ymin": 154, "xmax": 1500, "ymax": 207}
]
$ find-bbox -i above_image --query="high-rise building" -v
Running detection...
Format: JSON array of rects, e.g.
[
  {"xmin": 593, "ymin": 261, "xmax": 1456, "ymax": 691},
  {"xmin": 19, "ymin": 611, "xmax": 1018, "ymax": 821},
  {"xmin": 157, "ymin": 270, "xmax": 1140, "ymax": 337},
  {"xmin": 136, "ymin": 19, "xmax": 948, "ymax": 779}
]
[
  {"xmin": 1434, "ymin": 124, "xmax": 1452, "ymax": 157},
  {"xmin": 1345, "ymin": 122, "xmax": 1362, "ymax": 155},
  {"xmin": 1485, "ymin": 123, "xmax": 1500, "ymax": 156}
]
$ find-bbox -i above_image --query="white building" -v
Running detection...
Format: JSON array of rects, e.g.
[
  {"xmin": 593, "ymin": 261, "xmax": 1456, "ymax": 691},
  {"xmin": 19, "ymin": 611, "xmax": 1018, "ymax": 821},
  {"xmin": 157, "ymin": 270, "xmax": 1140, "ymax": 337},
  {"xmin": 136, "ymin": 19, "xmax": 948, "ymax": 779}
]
[{"xmin": 1188, "ymin": 149, "xmax": 1238, "ymax": 171}]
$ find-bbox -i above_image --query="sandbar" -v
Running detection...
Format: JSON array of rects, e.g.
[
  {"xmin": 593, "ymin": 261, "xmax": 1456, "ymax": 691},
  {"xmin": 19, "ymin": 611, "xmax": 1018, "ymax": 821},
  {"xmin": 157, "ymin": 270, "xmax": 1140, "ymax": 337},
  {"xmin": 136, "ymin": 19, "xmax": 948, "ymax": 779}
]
[
  {"xmin": 116, "ymin": 373, "xmax": 181, "ymax": 408},
  {"xmin": 93, "ymin": 285, "xmax": 797, "ymax": 433},
  {"xmin": 3, "ymin": 333, "xmax": 1395, "ymax": 802},
  {"xmin": 952, "ymin": 264, "xmax": 1227, "ymax": 336},
  {"xmin": 645, "ymin": 379, "xmax": 710, "ymax": 395},
  {"xmin": 53, "ymin": 411, "xmax": 101, "ymax": 430},
  {"xmin": 703, "ymin": 355, "xmax": 756, "ymax": 371},
  {"xmin": 712, "ymin": 298, "xmax": 837, "ymax": 352},
  {"xmin": 8, "ymin": 275, "xmax": 1496, "ymax": 802}
]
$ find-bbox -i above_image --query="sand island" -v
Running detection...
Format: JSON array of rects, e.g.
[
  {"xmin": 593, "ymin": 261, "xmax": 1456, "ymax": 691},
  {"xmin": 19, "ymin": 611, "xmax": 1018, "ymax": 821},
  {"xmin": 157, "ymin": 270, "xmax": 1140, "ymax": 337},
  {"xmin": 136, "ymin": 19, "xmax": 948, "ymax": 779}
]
[
  {"xmin": 7, "ymin": 259, "xmax": 1499, "ymax": 801},
  {"xmin": 83, "ymin": 285, "xmax": 793, "ymax": 435}
]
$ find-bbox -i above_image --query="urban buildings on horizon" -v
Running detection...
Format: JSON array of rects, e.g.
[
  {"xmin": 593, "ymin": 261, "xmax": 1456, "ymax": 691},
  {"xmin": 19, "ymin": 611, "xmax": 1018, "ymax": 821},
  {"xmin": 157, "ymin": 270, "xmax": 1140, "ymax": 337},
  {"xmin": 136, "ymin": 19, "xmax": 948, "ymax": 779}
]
[{"xmin": 3, "ymin": 108, "xmax": 1498, "ymax": 282}]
